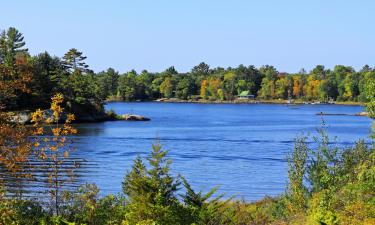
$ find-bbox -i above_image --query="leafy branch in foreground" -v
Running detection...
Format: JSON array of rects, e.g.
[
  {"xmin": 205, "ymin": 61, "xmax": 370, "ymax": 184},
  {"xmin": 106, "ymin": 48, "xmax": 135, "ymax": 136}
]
[{"xmin": 31, "ymin": 93, "xmax": 78, "ymax": 216}]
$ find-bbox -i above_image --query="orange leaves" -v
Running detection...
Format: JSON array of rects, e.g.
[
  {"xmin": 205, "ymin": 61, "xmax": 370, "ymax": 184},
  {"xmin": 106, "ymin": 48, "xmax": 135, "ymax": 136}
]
[
  {"xmin": 66, "ymin": 114, "xmax": 75, "ymax": 123},
  {"xmin": 34, "ymin": 127, "xmax": 44, "ymax": 135},
  {"xmin": 52, "ymin": 128, "xmax": 61, "ymax": 136},
  {"xmin": 293, "ymin": 76, "xmax": 301, "ymax": 98}
]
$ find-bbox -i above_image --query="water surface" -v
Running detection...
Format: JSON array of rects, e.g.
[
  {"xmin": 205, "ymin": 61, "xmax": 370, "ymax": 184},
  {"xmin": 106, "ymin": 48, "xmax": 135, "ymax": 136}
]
[{"xmin": 71, "ymin": 102, "xmax": 372, "ymax": 201}]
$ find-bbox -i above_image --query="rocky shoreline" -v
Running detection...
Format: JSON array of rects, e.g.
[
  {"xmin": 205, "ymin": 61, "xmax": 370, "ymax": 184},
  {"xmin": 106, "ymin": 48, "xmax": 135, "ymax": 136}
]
[
  {"xmin": 7, "ymin": 110, "xmax": 151, "ymax": 124},
  {"xmin": 107, "ymin": 98, "xmax": 365, "ymax": 106}
]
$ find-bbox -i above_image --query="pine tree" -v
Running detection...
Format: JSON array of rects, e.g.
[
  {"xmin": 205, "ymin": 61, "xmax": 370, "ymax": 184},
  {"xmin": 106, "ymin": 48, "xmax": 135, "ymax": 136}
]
[
  {"xmin": 61, "ymin": 48, "xmax": 89, "ymax": 72},
  {"xmin": 0, "ymin": 27, "xmax": 28, "ymax": 69},
  {"xmin": 122, "ymin": 143, "xmax": 181, "ymax": 224}
]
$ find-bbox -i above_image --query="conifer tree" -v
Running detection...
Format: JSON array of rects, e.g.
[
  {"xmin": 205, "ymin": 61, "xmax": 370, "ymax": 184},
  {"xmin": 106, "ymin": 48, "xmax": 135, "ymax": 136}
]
[{"xmin": 122, "ymin": 143, "xmax": 181, "ymax": 224}]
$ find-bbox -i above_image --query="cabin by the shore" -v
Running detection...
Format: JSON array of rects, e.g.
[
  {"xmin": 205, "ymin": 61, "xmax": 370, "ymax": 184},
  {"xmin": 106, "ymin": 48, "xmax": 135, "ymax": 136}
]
[{"xmin": 238, "ymin": 91, "xmax": 255, "ymax": 99}]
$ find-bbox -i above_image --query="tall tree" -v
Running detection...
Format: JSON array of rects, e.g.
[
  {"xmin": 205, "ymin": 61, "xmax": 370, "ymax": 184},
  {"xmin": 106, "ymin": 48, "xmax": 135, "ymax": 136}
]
[
  {"xmin": 31, "ymin": 52, "xmax": 62, "ymax": 106},
  {"xmin": 61, "ymin": 48, "xmax": 89, "ymax": 72},
  {"xmin": 0, "ymin": 27, "xmax": 28, "ymax": 69}
]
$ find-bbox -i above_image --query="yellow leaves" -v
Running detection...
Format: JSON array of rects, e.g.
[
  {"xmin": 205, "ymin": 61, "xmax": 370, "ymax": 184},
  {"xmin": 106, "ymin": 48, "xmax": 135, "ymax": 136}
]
[
  {"xmin": 34, "ymin": 127, "xmax": 44, "ymax": 135},
  {"xmin": 45, "ymin": 117, "xmax": 54, "ymax": 124},
  {"xmin": 31, "ymin": 109, "xmax": 43, "ymax": 123},
  {"xmin": 51, "ymin": 93, "xmax": 64, "ymax": 105},
  {"xmin": 200, "ymin": 79, "xmax": 208, "ymax": 99},
  {"xmin": 52, "ymin": 127, "xmax": 61, "ymax": 136},
  {"xmin": 66, "ymin": 113, "xmax": 75, "ymax": 123},
  {"xmin": 33, "ymin": 142, "xmax": 40, "ymax": 147},
  {"xmin": 51, "ymin": 93, "xmax": 64, "ymax": 119},
  {"xmin": 62, "ymin": 124, "xmax": 77, "ymax": 135}
]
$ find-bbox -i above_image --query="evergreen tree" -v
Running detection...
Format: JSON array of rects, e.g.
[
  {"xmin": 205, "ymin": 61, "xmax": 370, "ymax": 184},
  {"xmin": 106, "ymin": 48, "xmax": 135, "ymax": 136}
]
[
  {"xmin": 0, "ymin": 27, "xmax": 28, "ymax": 69},
  {"xmin": 62, "ymin": 48, "xmax": 89, "ymax": 72},
  {"xmin": 122, "ymin": 144, "xmax": 181, "ymax": 224}
]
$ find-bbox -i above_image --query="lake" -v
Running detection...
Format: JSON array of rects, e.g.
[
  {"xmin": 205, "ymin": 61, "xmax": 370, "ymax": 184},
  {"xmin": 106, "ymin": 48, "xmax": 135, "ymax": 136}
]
[{"xmin": 69, "ymin": 102, "xmax": 372, "ymax": 201}]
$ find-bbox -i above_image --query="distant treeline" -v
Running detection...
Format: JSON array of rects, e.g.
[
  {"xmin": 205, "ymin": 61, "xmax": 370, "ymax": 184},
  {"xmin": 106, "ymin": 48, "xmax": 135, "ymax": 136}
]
[
  {"xmin": 1, "ymin": 27, "xmax": 375, "ymax": 112},
  {"xmin": 98, "ymin": 63, "xmax": 375, "ymax": 103}
]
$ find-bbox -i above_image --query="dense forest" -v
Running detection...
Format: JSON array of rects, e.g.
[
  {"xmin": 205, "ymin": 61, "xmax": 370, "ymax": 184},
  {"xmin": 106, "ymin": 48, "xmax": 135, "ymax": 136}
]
[
  {"xmin": 1, "ymin": 27, "xmax": 375, "ymax": 113},
  {"xmin": 0, "ymin": 27, "xmax": 374, "ymax": 224}
]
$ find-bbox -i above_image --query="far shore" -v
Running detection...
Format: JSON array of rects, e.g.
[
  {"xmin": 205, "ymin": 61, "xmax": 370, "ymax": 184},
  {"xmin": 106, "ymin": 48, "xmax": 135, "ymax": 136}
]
[{"xmin": 106, "ymin": 98, "xmax": 366, "ymax": 106}]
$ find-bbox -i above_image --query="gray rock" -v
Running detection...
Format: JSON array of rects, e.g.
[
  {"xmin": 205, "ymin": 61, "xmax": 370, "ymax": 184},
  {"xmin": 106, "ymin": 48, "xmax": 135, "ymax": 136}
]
[{"xmin": 122, "ymin": 114, "xmax": 150, "ymax": 121}]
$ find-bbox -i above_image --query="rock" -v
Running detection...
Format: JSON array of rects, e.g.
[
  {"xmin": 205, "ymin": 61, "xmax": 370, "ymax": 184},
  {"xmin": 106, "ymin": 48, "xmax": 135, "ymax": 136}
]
[
  {"xmin": 355, "ymin": 112, "xmax": 369, "ymax": 117},
  {"xmin": 155, "ymin": 98, "xmax": 168, "ymax": 102},
  {"xmin": 8, "ymin": 110, "xmax": 68, "ymax": 124},
  {"xmin": 122, "ymin": 114, "xmax": 150, "ymax": 121},
  {"xmin": 9, "ymin": 111, "xmax": 32, "ymax": 124}
]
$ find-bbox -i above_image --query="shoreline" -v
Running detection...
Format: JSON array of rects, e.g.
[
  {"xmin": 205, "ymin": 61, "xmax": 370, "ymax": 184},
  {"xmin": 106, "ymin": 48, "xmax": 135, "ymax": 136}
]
[{"xmin": 106, "ymin": 98, "xmax": 366, "ymax": 106}]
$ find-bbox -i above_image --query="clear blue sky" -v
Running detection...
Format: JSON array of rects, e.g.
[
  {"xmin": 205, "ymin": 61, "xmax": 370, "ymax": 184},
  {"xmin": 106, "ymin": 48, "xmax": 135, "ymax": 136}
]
[{"xmin": 1, "ymin": 0, "xmax": 374, "ymax": 73}]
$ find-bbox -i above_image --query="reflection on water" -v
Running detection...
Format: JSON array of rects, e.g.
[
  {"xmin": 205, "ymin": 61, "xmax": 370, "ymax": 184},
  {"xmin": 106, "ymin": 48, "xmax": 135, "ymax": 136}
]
[{"xmin": 2, "ymin": 103, "xmax": 372, "ymax": 201}]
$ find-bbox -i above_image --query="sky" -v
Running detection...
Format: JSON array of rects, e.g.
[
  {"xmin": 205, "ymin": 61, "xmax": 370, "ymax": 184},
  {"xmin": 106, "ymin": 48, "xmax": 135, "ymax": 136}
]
[{"xmin": 1, "ymin": 0, "xmax": 374, "ymax": 73}]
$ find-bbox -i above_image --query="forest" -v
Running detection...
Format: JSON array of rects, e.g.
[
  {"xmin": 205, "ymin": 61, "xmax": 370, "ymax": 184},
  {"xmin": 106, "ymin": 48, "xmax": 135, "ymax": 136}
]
[
  {"xmin": 1, "ymin": 27, "xmax": 375, "ymax": 113},
  {"xmin": 0, "ymin": 27, "xmax": 374, "ymax": 224}
]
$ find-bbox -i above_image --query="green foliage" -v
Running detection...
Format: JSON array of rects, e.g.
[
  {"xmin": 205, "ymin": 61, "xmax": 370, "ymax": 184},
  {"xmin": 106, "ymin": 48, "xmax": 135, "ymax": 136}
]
[
  {"xmin": 0, "ymin": 27, "xmax": 28, "ymax": 69},
  {"xmin": 1, "ymin": 26, "xmax": 374, "ymax": 111},
  {"xmin": 96, "ymin": 68, "xmax": 120, "ymax": 100},
  {"xmin": 182, "ymin": 176, "xmax": 239, "ymax": 225},
  {"xmin": 61, "ymin": 48, "xmax": 89, "ymax": 72},
  {"xmin": 122, "ymin": 144, "xmax": 182, "ymax": 224},
  {"xmin": 118, "ymin": 71, "xmax": 137, "ymax": 101},
  {"xmin": 286, "ymin": 136, "xmax": 308, "ymax": 213},
  {"xmin": 159, "ymin": 77, "xmax": 174, "ymax": 98},
  {"xmin": 364, "ymin": 73, "xmax": 375, "ymax": 118},
  {"xmin": 63, "ymin": 183, "xmax": 126, "ymax": 225},
  {"xmin": 284, "ymin": 127, "xmax": 375, "ymax": 225}
]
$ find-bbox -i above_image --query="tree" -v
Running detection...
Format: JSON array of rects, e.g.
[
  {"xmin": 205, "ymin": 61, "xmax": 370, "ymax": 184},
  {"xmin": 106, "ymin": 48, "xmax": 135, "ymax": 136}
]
[
  {"xmin": 176, "ymin": 77, "xmax": 195, "ymax": 100},
  {"xmin": 122, "ymin": 144, "xmax": 181, "ymax": 224},
  {"xmin": 292, "ymin": 75, "xmax": 302, "ymax": 98},
  {"xmin": 181, "ymin": 177, "xmax": 230, "ymax": 225},
  {"xmin": 364, "ymin": 74, "xmax": 375, "ymax": 118},
  {"xmin": 31, "ymin": 52, "xmax": 62, "ymax": 106},
  {"xmin": 305, "ymin": 76, "xmax": 321, "ymax": 100},
  {"xmin": 96, "ymin": 68, "xmax": 119, "ymax": 99},
  {"xmin": 191, "ymin": 62, "xmax": 210, "ymax": 75},
  {"xmin": 223, "ymin": 71, "xmax": 237, "ymax": 99},
  {"xmin": 62, "ymin": 48, "xmax": 89, "ymax": 72},
  {"xmin": 275, "ymin": 76, "xmax": 289, "ymax": 99},
  {"xmin": 207, "ymin": 78, "xmax": 223, "ymax": 100},
  {"xmin": 118, "ymin": 71, "xmax": 137, "ymax": 101},
  {"xmin": 200, "ymin": 79, "xmax": 208, "ymax": 99},
  {"xmin": 31, "ymin": 94, "xmax": 78, "ymax": 216},
  {"xmin": 258, "ymin": 65, "xmax": 278, "ymax": 99},
  {"xmin": 160, "ymin": 77, "xmax": 174, "ymax": 98},
  {"xmin": 0, "ymin": 27, "xmax": 28, "ymax": 70},
  {"xmin": 135, "ymin": 70, "xmax": 154, "ymax": 100},
  {"xmin": 287, "ymin": 137, "xmax": 308, "ymax": 213}
]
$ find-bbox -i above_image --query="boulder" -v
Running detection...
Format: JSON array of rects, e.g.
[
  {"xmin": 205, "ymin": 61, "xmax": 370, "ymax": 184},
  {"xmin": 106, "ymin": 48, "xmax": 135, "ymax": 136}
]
[
  {"xmin": 355, "ymin": 112, "xmax": 369, "ymax": 117},
  {"xmin": 122, "ymin": 114, "xmax": 150, "ymax": 121},
  {"xmin": 9, "ymin": 111, "xmax": 32, "ymax": 124}
]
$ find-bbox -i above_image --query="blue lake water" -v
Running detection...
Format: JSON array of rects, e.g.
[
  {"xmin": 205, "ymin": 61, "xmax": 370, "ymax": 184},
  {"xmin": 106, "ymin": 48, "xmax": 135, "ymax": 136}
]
[{"xmin": 72, "ymin": 102, "xmax": 372, "ymax": 201}]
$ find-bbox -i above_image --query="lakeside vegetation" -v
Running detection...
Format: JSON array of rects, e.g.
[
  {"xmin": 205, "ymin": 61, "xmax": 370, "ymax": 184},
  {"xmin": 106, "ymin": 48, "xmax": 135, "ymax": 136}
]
[
  {"xmin": 1, "ymin": 27, "xmax": 375, "ymax": 113},
  {"xmin": 0, "ymin": 26, "xmax": 374, "ymax": 224}
]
